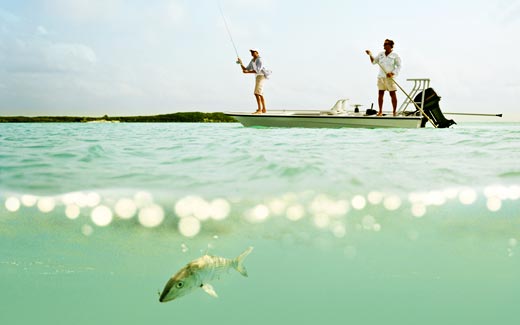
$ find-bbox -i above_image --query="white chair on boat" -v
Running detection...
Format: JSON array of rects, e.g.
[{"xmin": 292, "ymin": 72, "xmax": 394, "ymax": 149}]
[{"xmin": 329, "ymin": 99, "xmax": 349, "ymax": 115}]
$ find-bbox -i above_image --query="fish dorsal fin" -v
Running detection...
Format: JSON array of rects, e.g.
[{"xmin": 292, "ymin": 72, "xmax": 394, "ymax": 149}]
[{"xmin": 201, "ymin": 283, "xmax": 218, "ymax": 298}]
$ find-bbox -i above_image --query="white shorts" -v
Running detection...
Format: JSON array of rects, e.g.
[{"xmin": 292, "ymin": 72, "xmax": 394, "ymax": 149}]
[
  {"xmin": 254, "ymin": 75, "xmax": 266, "ymax": 95},
  {"xmin": 377, "ymin": 77, "xmax": 397, "ymax": 91}
]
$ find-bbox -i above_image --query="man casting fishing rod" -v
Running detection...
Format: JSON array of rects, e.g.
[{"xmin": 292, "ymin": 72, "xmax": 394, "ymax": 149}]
[
  {"xmin": 237, "ymin": 49, "xmax": 271, "ymax": 114},
  {"xmin": 366, "ymin": 39, "xmax": 402, "ymax": 116}
]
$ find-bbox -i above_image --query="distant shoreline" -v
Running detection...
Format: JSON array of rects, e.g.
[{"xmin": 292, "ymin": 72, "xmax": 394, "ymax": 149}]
[{"xmin": 0, "ymin": 112, "xmax": 237, "ymax": 123}]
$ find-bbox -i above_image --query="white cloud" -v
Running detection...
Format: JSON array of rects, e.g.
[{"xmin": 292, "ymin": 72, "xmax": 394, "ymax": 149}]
[
  {"xmin": 1, "ymin": 37, "xmax": 96, "ymax": 74},
  {"xmin": 0, "ymin": 7, "xmax": 96, "ymax": 74},
  {"xmin": 43, "ymin": 43, "xmax": 97, "ymax": 72}
]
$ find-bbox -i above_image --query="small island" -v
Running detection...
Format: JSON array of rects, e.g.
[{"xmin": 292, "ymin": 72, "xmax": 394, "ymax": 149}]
[{"xmin": 0, "ymin": 112, "xmax": 237, "ymax": 123}]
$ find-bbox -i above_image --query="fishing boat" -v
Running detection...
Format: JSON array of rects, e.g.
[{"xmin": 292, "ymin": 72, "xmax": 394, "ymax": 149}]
[
  {"xmin": 227, "ymin": 108, "xmax": 422, "ymax": 129},
  {"xmin": 226, "ymin": 79, "xmax": 456, "ymax": 129}
]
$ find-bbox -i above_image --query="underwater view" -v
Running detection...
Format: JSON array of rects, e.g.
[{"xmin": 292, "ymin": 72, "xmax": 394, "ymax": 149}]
[{"xmin": 1, "ymin": 122, "xmax": 519, "ymax": 324}]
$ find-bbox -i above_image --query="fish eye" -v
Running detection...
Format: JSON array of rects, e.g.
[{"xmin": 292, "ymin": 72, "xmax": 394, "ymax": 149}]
[{"xmin": 176, "ymin": 282, "xmax": 184, "ymax": 289}]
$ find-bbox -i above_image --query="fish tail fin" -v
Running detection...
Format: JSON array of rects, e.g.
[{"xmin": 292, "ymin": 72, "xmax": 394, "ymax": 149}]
[{"xmin": 234, "ymin": 246, "xmax": 254, "ymax": 277}]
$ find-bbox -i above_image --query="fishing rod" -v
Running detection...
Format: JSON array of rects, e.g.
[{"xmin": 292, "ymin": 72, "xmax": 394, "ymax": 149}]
[
  {"xmin": 443, "ymin": 112, "xmax": 503, "ymax": 117},
  {"xmin": 218, "ymin": 1, "xmax": 240, "ymax": 61}
]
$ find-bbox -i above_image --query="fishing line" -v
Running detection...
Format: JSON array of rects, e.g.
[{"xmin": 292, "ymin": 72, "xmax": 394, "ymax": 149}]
[{"xmin": 218, "ymin": 1, "xmax": 240, "ymax": 59}]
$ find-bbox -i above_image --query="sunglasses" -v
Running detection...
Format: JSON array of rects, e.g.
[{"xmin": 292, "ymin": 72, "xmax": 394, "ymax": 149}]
[{"xmin": 384, "ymin": 43, "xmax": 391, "ymax": 45}]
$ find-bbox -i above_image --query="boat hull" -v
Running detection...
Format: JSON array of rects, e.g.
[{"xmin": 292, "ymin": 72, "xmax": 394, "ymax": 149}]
[{"xmin": 226, "ymin": 112, "xmax": 422, "ymax": 129}]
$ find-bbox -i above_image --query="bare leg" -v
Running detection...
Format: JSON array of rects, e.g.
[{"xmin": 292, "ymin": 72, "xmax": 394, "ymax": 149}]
[
  {"xmin": 259, "ymin": 95, "xmax": 266, "ymax": 113},
  {"xmin": 254, "ymin": 94, "xmax": 262, "ymax": 113},
  {"xmin": 390, "ymin": 91, "xmax": 397, "ymax": 116},
  {"xmin": 378, "ymin": 90, "xmax": 385, "ymax": 116}
]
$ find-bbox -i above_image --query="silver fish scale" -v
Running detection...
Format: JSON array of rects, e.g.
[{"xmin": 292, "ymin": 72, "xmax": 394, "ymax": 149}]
[{"xmin": 196, "ymin": 255, "xmax": 234, "ymax": 283}]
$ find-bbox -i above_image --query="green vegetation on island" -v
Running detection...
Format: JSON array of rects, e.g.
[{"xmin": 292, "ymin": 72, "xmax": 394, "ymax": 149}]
[{"xmin": 0, "ymin": 112, "xmax": 237, "ymax": 123}]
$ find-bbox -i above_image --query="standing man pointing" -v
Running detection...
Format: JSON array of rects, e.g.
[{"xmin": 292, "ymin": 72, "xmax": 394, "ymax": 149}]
[
  {"xmin": 238, "ymin": 48, "xmax": 271, "ymax": 114},
  {"xmin": 366, "ymin": 39, "xmax": 401, "ymax": 116}
]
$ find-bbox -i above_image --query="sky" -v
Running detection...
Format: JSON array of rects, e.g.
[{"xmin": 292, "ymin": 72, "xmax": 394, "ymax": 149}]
[{"xmin": 0, "ymin": 0, "xmax": 519, "ymax": 120}]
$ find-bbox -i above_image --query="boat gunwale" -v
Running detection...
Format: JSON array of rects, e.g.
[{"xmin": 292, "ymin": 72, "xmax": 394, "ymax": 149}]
[{"xmin": 224, "ymin": 112, "xmax": 422, "ymax": 121}]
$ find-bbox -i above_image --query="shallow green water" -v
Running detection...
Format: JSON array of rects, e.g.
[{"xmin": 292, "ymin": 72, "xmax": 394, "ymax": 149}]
[{"xmin": 1, "ymin": 123, "xmax": 519, "ymax": 324}]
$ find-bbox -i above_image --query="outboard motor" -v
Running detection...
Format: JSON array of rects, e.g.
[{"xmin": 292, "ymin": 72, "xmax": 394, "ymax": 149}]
[{"xmin": 414, "ymin": 88, "xmax": 456, "ymax": 128}]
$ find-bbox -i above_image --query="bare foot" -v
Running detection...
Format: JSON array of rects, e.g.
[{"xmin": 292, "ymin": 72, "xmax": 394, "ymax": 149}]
[
  {"xmin": 252, "ymin": 110, "xmax": 262, "ymax": 115},
  {"xmin": 377, "ymin": 113, "xmax": 383, "ymax": 117}
]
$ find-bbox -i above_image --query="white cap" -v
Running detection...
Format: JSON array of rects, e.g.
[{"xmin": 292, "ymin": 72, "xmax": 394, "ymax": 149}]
[{"xmin": 249, "ymin": 48, "xmax": 259, "ymax": 53}]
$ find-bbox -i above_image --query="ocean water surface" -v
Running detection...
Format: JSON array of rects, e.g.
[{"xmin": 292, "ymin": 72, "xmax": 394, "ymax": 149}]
[{"xmin": 1, "ymin": 122, "xmax": 519, "ymax": 324}]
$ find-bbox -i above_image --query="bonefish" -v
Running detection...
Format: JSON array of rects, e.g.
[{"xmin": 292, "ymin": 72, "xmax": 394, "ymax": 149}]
[{"xmin": 159, "ymin": 247, "xmax": 254, "ymax": 302}]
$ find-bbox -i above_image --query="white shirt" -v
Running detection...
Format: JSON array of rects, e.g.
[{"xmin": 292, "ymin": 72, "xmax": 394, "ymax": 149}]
[
  {"xmin": 246, "ymin": 57, "xmax": 272, "ymax": 78},
  {"xmin": 373, "ymin": 51, "xmax": 401, "ymax": 78}
]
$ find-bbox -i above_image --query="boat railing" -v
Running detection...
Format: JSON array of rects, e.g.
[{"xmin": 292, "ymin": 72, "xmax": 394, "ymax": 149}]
[{"xmin": 397, "ymin": 78, "xmax": 430, "ymax": 115}]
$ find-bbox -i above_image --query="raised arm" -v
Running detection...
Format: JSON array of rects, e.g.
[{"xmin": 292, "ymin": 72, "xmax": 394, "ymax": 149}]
[
  {"xmin": 365, "ymin": 50, "xmax": 374, "ymax": 63},
  {"xmin": 237, "ymin": 58, "xmax": 255, "ymax": 74}
]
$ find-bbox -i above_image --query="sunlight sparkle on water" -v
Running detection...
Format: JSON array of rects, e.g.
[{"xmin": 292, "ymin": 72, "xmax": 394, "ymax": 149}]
[
  {"xmin": 65, "ymin": 204, "xmax": 81, "ymax": 219},
  {"xmin": 442, "ymin": 188, "xmax": 459, "ymax": 200},
  {"xmin": 310, "ymin": 194, "xmax": 348, "ymax": 217},
  {"xmin": 209, "ymin": 199, "xmax": 230, "ymax": 220},
  {"xmin": 86, "ymin": 192, "xmax": 101, "ymax": 207},
  {"xmin": 21, "ymin": 194, "xmax": 38, "ymax": 207},
  {"xmin": 138, "ymin": 204, "xmax": 164, "ymax": 228},
  {"xmin": 62, "ymin": 192, "xmax": 89, "ymax": 207},
  {"xmin": 286, "ymin": 204, "xmax": 305, "ymax": 221},
  {"xmin": 178, "ymin": 216, "xmax": 201, "ymax": 237},
  {"xmin": 351, "ymin": 195, "xmax": 366, "ymax": 210},
  {"xmin": 5, "ymin": 197, "xmax": 20, "ymax": 212},
  {"xmin": 484, "ymin": 185, "xmax": 510, "ymax": 200},
  {"xmin": 411, "ymin": 203, "xmax": 427, "ymax": 218},
  {"xmin": 193, "ymin": 199, "xmax": 211, "ymax": 221},
  {"xmin": 134, "ymin": 191, "xmax": 154, "ymax": 207},
  {"xmin": 268, "ymin": 198, "xmax": 286, "ymax": 216},
  {"xmin": 383, "ymin": 195, "xmax": 401, "ymax": 211},
  {"xmin": 459, "ymin": 188, "xmax": 477, "ymax": 205},
  {"xmin": 114, "ymin": 198, "xmax": 137, "ymax": 219},
  {"xmin": 246, "ymin": 204, "xmax": 270, "ymax": 223},
  {"xmin": 509, "ymin": 185, "xmax": 520, "ymax": 200},
  {"xmin": 175, "ymin": 196, "xmax": 203, "ymax": 218},
  {"xmin": 367, "ymin": 191, "xmax": 384, "ymax": 205},
  {"xmin": 486, "ymin": 197, "xmax": 502, "ymax": 212},
  {"xmin": 37, "ymin": 197, "xmax": 55, "ymax": 213},
  {"xmin": 427, "ymin": 191, "xmax": 447, "ymax": 206},
  {"xmin": 91, "ymin": 205, "xmax": 113, "ymax": 226}
]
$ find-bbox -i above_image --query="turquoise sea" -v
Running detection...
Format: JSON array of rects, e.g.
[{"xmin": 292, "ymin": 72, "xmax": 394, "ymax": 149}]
[{"xmin": 1, "ymin": 122, "xmax": 519, "ymax": 324}]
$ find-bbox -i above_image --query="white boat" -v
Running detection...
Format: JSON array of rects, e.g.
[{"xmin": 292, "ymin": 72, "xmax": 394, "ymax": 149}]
[
  {"xmin": 225, "ymin": 79, "xmax": 456, "ymax": 129},
  {"xmin": 226, "ymin": 107, "xmax": 422, "ymax": 129}
]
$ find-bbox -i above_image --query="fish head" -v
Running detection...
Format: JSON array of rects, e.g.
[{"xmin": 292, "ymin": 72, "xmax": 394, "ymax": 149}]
[{"xmin": 159, "ymin": 266, "xmax": 198, "ymax": 302}]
